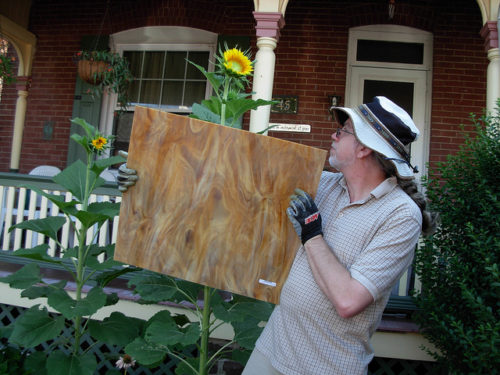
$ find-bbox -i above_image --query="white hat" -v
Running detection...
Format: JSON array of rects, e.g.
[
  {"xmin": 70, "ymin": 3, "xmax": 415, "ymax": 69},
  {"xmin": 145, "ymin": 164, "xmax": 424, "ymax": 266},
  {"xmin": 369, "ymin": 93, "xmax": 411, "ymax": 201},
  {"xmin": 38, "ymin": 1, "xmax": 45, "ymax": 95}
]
[{"xmin": 332, "ymin": 96, "xmax": 420, "ymax": 179}]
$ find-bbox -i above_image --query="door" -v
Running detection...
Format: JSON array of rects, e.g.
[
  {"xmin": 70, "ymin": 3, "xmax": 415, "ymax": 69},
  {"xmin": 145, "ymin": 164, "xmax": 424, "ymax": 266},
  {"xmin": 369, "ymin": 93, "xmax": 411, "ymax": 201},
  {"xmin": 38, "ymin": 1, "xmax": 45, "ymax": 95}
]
[{"xmin": 348, "ymin": 66, "xmax": 429, "ymax": 180}]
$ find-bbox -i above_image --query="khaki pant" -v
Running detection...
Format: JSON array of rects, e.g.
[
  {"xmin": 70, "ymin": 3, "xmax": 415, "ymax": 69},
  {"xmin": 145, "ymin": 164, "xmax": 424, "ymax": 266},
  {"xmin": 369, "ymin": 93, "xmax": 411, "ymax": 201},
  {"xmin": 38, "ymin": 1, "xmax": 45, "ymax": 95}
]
[{"xmin": 242, "ymin": 349, "xmax": 283, "ymax": 375}]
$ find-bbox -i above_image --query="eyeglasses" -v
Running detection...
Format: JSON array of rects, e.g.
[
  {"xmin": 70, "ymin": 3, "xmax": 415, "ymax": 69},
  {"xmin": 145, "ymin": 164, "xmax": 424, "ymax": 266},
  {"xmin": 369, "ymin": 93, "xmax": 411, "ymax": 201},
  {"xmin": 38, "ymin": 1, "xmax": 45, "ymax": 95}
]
[{"xmin": 335, "ymin": 127, "xmax": 355, "ymax": 138}]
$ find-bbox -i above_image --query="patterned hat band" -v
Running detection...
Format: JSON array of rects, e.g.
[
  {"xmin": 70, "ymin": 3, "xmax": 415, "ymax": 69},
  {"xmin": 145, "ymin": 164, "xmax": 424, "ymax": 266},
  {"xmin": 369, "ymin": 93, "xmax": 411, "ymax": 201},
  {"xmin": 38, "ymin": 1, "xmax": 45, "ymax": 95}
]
[{"xmin": 358, "ymin": 104, "xmax": 419, "ymax": 174}]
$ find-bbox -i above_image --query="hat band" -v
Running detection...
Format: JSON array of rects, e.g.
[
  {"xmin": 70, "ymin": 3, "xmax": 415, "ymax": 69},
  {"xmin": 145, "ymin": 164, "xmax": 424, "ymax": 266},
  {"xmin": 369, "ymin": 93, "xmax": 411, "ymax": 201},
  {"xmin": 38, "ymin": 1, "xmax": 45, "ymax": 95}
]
[{"xmin": 358, "ymin": 105, "xmax": 419, "ymax": 173}]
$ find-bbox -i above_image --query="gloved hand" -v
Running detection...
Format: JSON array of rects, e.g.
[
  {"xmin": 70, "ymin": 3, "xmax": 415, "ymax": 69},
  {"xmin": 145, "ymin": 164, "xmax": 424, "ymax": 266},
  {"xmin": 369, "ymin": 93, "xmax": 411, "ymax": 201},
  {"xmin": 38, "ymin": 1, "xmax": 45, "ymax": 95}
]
[
  {"xmin": 286, "ymin": 188, "xmax": 323, "ymax": 245},
  {"xmin": 117, "ymin": 150, "xmax": 138, "ymax": 192}
]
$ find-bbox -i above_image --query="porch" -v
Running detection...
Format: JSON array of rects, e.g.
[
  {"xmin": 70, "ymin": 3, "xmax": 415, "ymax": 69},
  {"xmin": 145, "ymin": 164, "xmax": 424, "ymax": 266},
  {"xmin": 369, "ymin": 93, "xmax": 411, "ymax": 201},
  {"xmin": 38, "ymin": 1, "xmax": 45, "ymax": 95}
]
[{"xmin": 0, "ymin": 172, "xmax": 438, "ymax": 374}]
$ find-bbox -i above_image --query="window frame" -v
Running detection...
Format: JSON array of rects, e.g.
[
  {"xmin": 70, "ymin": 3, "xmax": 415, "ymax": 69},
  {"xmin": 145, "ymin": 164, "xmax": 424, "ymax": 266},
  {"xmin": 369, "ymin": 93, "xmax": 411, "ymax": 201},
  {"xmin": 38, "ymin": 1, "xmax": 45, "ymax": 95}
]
[{"xmin": 99, "ymin": 26, "xmax": 217, "ymax": 139}]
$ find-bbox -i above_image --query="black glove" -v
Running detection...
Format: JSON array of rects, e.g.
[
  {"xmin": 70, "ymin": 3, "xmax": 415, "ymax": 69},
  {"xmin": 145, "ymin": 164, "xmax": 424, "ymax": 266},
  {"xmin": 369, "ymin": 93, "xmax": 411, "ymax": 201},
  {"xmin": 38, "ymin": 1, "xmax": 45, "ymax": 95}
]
[
  {"xmin": 116, "ymin": 150, "xmax": 138, "ymax": 192},
  {"xmin": 286, "ymin": 188, "xmax": 323, "ymax": 245}
]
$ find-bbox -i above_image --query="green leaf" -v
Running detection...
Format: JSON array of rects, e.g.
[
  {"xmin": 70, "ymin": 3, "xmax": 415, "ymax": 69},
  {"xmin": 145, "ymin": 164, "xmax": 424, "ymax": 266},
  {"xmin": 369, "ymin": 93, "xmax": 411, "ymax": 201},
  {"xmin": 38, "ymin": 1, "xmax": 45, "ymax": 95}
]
[
  {"xmin": 9, "ymin": 305, "xmax": 64, "ymax": 347},
  {"xmin": 190, "ymin": 103, "xmax": 221, "ymax": 124},
  {"xmin": 24, "ymin": 351, "xmax": 47, "ymax": 375},
  {"xmin": 232, "ymin": 317, "xmax": 263, "ymax": 350},
  {"xmin": 125, "ymin": 337, "xmax": 166, "ymax": 366},
  {"xmin": 47, "ymin": 287, "xmax": 107, "ymax": 319},
  {"xmin": 74, "ymin": 210, "xmax": 109, "ymax": 229},
  {"xmin": 88, "ymin": 312, "xmax": 145, "ymax": 346},
  {"xmin": 71, "ymin": 118, "xmax": 96, "ymax": 140},
  {"xmin": 94, "ymin": 266, "xmax": 139, "ymax": 287},
  {"xmin": 226, "ymin": 98, "xmax": 274, "ymax": 126},
  {"xmin": 53, "ymin": 160, "xmax": 97, "ymax": 202},
  {"xmin": 21, "ymin": 280, "xmax": 67, "ymax": 299},
  {"xmin": 146, "ymin": 320, "xmax": 200, "ymax": 347},
  {"xmin": 87, "ymin": 201, "xmax": 121, "ymax": 218},
  {"xmin": 19, "ymin": 185, "xmax": 79, "ymax": 215},
  {"xmin": 9, "ymin": 216, "xmax": 66, "ymax": 241},
  {"xmin": 46, "ymin": 351, "xmax": 96, "ymax": 375},
  {"xmin": 12, "ymin": 244, "xmax": 62, "ymax": 264},
  {"xmin": 92, "ymin": 155, "xmax": 126, "ymax": 176},
  {"xmin": 128, "ymin": 273, "xmax": 179, "ymax": 302},
  {"xmin": 187, "ymin": 60, "xmax": 223, "ymax": 93},
  {"xmin": 174, "ymin": 357, "xmax": 199, "ymax": 375},
  {"xmin": 0, "ymin": 263, "xmax": 41, "ymax": 289}
]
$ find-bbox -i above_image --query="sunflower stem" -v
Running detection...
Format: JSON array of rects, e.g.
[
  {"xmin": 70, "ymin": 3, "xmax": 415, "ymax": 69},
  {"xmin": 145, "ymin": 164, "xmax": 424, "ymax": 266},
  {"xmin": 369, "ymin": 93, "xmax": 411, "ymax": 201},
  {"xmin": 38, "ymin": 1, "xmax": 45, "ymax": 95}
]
[{"xmin": 220, "ymin": 78, "xmax": 230, "ymax": 127}]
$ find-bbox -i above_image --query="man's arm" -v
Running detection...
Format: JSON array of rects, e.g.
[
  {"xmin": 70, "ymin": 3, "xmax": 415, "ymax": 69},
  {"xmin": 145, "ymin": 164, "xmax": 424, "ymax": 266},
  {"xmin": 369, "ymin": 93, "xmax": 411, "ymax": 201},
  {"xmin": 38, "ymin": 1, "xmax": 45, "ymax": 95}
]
[
  {"xmin": 303, "ymin": 235, "xmax": 374, "ymax": 319},
  {"xmin": 286, "ymin": 188, "xmax": 374, "ymax": 318}
]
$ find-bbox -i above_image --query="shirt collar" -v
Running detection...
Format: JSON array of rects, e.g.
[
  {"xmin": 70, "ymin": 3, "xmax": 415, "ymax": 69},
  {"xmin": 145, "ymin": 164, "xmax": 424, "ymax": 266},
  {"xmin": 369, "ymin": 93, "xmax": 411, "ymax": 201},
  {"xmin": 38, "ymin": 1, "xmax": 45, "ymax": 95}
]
[
  {"xmin": 371, "ymin": 176, "xmax": 398, "ymax": 199},
  {"xmin": 339, "ymin": 175, "xmax": 398, "ymax": 202}
]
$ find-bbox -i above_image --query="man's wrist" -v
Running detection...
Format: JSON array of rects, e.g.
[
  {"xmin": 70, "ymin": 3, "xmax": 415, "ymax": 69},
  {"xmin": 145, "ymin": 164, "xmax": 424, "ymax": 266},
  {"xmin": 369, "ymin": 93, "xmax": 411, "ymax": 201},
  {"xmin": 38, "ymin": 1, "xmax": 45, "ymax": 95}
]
[{"xmin": 303, "ymin": 234, "xmax": 324, "ymax": 247}]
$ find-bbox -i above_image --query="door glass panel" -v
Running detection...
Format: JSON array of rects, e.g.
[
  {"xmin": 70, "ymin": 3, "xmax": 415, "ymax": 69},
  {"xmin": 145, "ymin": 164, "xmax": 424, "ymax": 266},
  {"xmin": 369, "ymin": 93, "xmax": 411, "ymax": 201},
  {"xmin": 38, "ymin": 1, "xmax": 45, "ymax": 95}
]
[
  {"xmin": 357, "ymin": 40, "xmax": 424, "ymax": 64},
  {"xmin": 363, "ymin": 80, "xmax": 414, "ymax": 116}
]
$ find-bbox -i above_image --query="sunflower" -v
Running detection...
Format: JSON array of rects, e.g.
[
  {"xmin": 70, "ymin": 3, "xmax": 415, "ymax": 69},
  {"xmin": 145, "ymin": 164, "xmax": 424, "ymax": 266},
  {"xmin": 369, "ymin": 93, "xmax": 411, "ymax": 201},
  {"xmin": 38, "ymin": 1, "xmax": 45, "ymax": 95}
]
[
  {"xmin": 223, "ymin": 48, "xmax": 253, "ymax": 76},
  {"xmin": 91, "ymin": 136, "xmax": 108, "ymax": 150}
]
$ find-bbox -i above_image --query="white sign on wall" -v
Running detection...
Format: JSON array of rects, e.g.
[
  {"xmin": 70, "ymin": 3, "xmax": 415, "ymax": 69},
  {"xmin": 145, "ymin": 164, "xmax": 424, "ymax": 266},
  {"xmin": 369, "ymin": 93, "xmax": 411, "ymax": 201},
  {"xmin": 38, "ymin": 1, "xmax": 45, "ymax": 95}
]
[{"xmin": 268, "ymin": 123, "xmax": 311, "ymax": 133}]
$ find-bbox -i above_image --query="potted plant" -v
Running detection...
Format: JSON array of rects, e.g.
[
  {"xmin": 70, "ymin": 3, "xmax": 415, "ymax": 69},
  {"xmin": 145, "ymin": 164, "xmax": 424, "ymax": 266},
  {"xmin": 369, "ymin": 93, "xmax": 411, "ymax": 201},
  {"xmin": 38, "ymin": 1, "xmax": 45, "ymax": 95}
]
[
  {"xmin": 74, "ymin": 50, "xmax": 133, "ymax": 113},
  {"xmin": 0, "ymin": 53, "xmax": 16, "ymax": 85}
]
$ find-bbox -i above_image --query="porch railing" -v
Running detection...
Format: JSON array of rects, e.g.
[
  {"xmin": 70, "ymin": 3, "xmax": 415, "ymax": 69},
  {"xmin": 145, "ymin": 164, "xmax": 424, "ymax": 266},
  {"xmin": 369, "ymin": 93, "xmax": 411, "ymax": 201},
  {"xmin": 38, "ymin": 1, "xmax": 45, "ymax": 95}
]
[{"xmin": 0, "ymin": 172, "xmax": 418, "ymax": 310}]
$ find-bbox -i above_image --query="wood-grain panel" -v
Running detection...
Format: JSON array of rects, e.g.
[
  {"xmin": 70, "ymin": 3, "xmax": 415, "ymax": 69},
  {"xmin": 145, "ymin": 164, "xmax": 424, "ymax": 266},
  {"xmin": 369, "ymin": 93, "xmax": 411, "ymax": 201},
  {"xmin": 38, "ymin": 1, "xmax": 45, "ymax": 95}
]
[{"xmin": 115, "ymin": 106, "xmax": 327, "ymax": 304}]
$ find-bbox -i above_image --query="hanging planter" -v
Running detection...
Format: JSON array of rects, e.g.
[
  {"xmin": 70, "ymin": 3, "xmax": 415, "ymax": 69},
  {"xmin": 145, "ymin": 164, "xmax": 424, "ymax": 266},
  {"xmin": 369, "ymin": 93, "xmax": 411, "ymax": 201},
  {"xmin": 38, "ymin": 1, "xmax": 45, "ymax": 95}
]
[
  {"xmin": 74, "ymin": 50, "xmax": 134, "ymax": 113},
  {"xmin": 77, "ymin": 59, "xmax": 108, "ymax": 85}
]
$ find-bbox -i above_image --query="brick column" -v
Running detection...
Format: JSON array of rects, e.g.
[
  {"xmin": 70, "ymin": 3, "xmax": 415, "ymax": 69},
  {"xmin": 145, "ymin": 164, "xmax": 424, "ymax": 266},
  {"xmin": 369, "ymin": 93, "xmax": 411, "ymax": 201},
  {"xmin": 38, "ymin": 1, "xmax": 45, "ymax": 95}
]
[
  {"xmin": 10, "ymin": 76, "xmax": 32, "ymax": 172},
  {"xmin": 249, "ymin": 12, "xmax": 285, "ymax": 134},
  {"xmin": 480, "ymin": 21, "xmax": 500, "ymax": 113}
]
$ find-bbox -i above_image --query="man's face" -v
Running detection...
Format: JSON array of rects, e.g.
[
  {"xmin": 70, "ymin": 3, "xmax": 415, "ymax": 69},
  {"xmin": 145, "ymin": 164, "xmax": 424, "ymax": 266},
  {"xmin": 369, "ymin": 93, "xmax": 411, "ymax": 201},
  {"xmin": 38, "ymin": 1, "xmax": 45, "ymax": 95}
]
[{"xmin": 328, "ymin": 118, "xmax": 359, "ymax": 171}]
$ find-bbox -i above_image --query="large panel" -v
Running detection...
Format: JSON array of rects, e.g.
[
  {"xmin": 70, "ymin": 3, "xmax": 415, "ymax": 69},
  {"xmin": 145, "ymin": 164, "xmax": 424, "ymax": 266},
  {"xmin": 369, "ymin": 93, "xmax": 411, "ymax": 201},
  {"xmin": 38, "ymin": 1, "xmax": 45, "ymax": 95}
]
[{"xmin": 115, "ymin": 107, "xmax": 327, "ymax": 304}]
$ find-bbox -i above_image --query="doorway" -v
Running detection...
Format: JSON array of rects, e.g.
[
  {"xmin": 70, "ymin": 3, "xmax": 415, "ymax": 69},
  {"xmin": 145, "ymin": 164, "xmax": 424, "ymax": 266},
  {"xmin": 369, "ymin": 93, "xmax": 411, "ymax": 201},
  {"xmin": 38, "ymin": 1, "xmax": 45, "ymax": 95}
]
[{"xmin": 346, "ymin": 25, "xmax": 433, "ymax": 179}]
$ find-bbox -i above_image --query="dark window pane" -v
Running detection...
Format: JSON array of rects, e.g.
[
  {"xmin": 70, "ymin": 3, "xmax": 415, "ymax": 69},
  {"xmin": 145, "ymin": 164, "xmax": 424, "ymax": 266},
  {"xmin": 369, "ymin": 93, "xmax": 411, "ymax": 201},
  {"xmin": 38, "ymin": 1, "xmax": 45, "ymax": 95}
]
[
  {"xmin": 165, "ymin": 52, "xmax": 187, "ymax": 79},
  {"xmin": 186, "ymin": 51, "xmax": 210, "ymax": 79},
  {"xmin": 162, "ymin": 81, "xmax": 184, "ymax": 106},
  {"xmin": 357, "ymin": 40, "xmax": 424, "ymax": 64},
  {"xmin": 143, "ymin": 51, "xmax": 165, "ymax": 79},
  {"xmin": 124, "ymin": 51, "xmax": 143, "ymax": 77},
  {"xmin": 184, "ymin": 81, "xmax": 207, "ymax": 106},
  {"xmin": 128, "ymin": 80, "xmax": 140, "ymax": 103},
  {"xmin": 363, "ymin": 80, "xmax": 414, "ymax": 116},
  {"xmin": 140, "ymin": 80, "xmax": 161, "ymax": 104}
]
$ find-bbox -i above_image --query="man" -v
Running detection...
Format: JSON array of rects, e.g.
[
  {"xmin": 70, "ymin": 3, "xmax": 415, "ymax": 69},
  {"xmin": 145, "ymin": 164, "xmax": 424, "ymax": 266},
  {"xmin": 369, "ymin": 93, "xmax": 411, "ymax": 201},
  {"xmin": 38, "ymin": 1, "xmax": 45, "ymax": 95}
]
[
  {"xmin": 118, "ymin": 96, "xmax": 436, "ymax": 375},
  {"xmin": 240, "ymin": 96, "xmax": 436, "ymax": 375}
]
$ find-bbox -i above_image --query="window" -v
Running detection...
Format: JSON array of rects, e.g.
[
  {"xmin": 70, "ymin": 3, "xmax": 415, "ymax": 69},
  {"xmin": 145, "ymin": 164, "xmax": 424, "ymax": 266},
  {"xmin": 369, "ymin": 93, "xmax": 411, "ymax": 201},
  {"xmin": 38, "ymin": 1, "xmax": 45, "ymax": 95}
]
[
  {"xmin": 100, "ymin": 27, "xmax": 217, "ymax": 153},
  {"xmin": 124, "ymin": 50, "xmax": 210, "ymax": 111}
]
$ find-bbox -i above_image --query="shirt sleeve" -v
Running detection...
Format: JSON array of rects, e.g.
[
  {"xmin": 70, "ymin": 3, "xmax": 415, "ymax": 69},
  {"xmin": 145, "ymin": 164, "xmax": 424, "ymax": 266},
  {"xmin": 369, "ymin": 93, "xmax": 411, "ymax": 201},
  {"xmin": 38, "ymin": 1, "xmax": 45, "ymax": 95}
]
[{"xmin": 349, "ymin": 207, "xmax": 422, "ymax": 301}]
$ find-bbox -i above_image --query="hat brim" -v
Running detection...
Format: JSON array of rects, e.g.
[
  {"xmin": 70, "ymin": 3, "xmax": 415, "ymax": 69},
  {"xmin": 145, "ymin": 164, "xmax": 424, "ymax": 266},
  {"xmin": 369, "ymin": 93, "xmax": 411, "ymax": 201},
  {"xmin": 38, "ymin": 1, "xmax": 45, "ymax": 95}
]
[{"xmin": 333, "ymin": 107, "xmax": 414, "ymax": 178}]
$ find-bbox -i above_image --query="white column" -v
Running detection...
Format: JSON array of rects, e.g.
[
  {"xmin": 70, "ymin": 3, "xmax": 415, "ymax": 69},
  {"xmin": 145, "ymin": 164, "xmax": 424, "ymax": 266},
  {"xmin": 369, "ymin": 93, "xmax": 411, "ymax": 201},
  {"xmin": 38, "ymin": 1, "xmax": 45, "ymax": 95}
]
[
  {"xmin": 481, "ymin": 21, "xmax": 500, "ymax": 114},
  {"xmin": 250, "ymin": 37, "xmax": 277, "ymax": 134},
  {"xmin": 486, "ymin": 48, "xmax": 500, "ymax": 112},
  {"xmin": 10, "ymin": 77, "xmax": 31, "ymax": 171},
  {"xmin": 249, "ymin": 11, "xmax": 285, "ymax": 135}
]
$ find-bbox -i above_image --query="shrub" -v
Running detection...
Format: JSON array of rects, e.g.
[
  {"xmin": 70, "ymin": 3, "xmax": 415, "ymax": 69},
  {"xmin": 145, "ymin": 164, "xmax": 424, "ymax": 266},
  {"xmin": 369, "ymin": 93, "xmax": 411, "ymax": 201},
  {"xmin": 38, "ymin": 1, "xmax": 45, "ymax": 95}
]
[{"xmin": 413, "ymin": 106, "xmax": 500, "ymax": 374}]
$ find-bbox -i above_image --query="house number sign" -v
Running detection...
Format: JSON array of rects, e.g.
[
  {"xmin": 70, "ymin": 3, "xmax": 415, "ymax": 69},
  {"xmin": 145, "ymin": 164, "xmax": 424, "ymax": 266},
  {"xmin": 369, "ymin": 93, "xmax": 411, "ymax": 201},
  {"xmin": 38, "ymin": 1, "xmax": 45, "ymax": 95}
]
[{"xmin": 271, "ymin": 95, "xmax": 298, "ymax": 114}]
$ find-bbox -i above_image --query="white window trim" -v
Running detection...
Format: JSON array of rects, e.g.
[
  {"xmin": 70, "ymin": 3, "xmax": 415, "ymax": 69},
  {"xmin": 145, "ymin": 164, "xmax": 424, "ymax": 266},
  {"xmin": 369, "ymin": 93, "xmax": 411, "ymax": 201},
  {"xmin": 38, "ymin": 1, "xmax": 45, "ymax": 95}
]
[{"xmin": 99, "ymin": 26, "xmax": 217, "ymax": 137}]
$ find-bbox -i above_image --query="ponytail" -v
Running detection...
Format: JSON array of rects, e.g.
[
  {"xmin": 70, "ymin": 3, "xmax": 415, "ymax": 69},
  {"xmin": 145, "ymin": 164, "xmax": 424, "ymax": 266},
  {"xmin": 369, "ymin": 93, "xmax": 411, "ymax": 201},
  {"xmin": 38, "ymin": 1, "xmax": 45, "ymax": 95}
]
[{"xmin": 373, "ymin": 152, "xmax": 438, "ymax": 236}]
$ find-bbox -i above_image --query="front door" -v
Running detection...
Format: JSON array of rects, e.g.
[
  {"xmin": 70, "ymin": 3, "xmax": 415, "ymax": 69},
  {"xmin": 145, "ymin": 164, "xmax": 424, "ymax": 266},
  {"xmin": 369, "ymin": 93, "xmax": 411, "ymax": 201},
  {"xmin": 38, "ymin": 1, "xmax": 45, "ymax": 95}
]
[{"xmin": 349, "ymin": 66, "xmax": 429, "ymax": 180}]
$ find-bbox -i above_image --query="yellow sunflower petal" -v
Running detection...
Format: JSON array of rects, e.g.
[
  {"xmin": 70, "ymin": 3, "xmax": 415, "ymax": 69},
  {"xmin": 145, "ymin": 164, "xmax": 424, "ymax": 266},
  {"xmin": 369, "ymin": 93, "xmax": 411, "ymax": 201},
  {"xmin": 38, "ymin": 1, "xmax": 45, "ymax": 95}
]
[{"xmin": 223, "ymin": 48, "xmax": 253, "ymax": 76}]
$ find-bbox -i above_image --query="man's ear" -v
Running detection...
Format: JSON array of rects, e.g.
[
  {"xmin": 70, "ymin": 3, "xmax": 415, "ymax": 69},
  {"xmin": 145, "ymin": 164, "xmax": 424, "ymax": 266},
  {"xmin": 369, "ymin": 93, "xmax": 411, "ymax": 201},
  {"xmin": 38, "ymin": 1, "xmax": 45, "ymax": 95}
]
[{"xmin": 356, "ymin": 144, "xmax": 373, "ymax": 159}]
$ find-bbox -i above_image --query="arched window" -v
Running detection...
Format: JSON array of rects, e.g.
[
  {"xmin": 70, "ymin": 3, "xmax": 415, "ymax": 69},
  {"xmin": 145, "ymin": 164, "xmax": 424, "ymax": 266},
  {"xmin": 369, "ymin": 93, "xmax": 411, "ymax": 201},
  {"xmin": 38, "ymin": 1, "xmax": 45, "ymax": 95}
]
[{"xmin": 101, "ymin": 26, "xmax": 217, "ymax": 152}]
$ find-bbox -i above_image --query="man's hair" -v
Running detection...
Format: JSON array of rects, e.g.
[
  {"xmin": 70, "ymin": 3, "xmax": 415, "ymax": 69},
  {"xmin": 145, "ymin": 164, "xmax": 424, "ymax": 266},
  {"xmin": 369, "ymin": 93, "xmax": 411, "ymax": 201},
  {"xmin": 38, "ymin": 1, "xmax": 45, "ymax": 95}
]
[{"xmin": 373, "ymin": 152, "xmax": 438, "ymax": 236}]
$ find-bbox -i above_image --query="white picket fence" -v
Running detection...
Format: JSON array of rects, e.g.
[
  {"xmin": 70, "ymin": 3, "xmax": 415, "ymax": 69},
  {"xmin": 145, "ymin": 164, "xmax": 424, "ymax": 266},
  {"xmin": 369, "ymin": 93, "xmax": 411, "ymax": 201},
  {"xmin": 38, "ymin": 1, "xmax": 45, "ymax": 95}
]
[{"xmin": 0, "ymin": 173, "xmax": 121, "ymax": 257}]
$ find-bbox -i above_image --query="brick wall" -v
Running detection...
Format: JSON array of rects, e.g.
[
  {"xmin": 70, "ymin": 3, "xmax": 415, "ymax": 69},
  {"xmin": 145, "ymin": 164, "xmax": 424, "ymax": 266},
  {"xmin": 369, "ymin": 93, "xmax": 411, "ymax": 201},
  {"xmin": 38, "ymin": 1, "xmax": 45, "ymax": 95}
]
[{"xmin": 0, "ymin": 0, "xmax": 487, "ymax": 173}]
